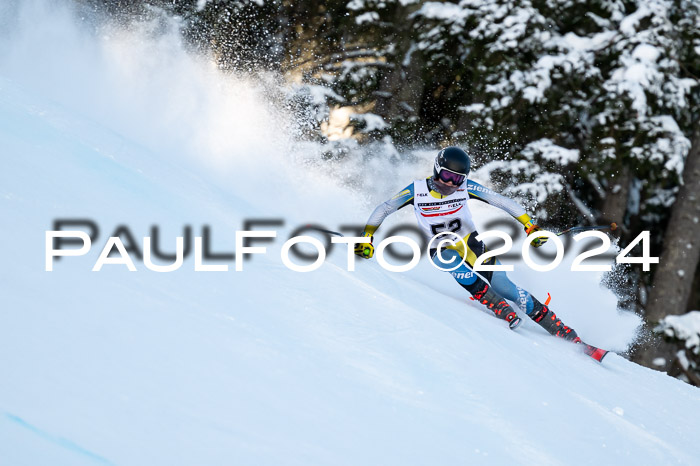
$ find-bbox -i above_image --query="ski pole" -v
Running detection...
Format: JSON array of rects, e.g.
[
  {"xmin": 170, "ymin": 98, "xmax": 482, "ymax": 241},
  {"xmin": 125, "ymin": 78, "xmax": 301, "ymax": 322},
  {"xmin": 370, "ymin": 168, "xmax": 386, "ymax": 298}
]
[{"xmin": 555, "ymin": 222, "xmax": 617, "ymax": 236}]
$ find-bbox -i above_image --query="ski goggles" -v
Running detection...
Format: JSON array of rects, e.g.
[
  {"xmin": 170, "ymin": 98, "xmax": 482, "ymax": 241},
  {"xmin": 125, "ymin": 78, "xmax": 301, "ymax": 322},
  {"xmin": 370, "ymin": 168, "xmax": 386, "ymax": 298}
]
[{"xmin": 436, "ymin": 168, "xmax": 466, "ymax": 185}]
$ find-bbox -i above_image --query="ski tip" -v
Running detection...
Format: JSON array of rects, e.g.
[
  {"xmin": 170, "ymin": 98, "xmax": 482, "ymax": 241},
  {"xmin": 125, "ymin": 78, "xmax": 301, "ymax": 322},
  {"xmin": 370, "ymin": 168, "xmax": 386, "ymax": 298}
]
[
  {"xmin": 579, "ymin": 342, "xmax": 609, "ymax": 363},
  {"xmin": 590, "ymin": 348, "xmax": 609, "ymax": 363}
]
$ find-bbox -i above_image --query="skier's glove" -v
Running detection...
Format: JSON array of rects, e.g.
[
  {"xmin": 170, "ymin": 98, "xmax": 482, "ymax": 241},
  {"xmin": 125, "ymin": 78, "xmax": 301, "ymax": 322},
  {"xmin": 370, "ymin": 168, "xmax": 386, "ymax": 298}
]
[
  {"xmin": 524, "ymin": 222, "xmax": 548, "ymax": 248},
  {"xmin": 354, "ymin": 233, "xmax": 374, "ymax": 259}
]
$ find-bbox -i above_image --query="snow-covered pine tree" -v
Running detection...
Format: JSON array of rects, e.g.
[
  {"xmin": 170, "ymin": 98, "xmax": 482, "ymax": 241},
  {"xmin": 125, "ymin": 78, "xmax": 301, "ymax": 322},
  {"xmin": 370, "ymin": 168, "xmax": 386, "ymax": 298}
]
[{"xmin": 412, "ymin": 0, "xmax": 696, "ymax": 232}]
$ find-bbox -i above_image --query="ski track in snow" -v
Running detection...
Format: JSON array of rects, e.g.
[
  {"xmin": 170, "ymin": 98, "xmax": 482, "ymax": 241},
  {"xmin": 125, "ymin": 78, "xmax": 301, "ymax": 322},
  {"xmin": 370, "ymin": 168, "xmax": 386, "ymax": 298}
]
[{"xmin": 1, "ymin": 2, "xmax": 700, "ymax": 465}]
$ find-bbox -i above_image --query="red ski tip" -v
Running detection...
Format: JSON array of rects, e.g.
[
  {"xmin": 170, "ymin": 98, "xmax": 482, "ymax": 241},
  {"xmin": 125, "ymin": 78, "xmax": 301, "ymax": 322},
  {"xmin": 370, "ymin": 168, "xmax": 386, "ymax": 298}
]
[
  {"xmin": 587, "ymin": 347, "xmax": 609, "ymax": 362},
  {"xmin": 579, "ymin": 342, "xmax": 609, "ymax": 362}
]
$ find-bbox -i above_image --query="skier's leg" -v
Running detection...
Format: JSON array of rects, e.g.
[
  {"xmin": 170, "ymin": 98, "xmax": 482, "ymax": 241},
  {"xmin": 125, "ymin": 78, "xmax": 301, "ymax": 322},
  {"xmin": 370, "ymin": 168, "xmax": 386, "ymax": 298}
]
[
  {"xmin": 489, "ymin": 269, "xmax": 534, "ymax": 314},
  {"xmin": 453, "ymin": 232, "xmax": 537, "ymax": 314},
  {"xmin": 489, "ymin": 263, "xmax": 602, "ymax": 356},
  {"xmin": 489, "ymin": 268, "xmax": 579, "ymax": 341},
  {"xmin": 432, "ymin": 249, "xmax": 521, "ymax": 329},
  {"xmin": 447, "ymin": 232, "xmax": 581, "ymax": 341}
]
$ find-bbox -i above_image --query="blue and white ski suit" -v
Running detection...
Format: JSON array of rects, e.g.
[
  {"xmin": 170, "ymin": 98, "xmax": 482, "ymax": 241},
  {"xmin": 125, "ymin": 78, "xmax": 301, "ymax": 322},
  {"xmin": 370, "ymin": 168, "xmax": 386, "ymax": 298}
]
[{"xmin": 362, "ymin": 177, "xmax": 539, "ymax": 315}]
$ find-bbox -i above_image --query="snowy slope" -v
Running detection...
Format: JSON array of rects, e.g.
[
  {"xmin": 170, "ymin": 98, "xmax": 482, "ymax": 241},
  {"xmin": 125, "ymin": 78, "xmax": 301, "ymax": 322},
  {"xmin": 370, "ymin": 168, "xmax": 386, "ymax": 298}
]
[{"xmin": 1, "ymin": 2, "xmax": 700, "ymax": 465}]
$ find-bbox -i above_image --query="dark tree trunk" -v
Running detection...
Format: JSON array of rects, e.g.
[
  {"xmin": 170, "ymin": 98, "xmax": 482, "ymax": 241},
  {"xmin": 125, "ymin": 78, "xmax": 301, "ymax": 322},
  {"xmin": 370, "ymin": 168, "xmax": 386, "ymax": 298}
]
[
  {"xmin": 633, "ymin": 125, "xmax": 700, "ymax": 370},
  {"xmin": 374, "ymin": 30, "xmax": 424, "ymax": 127},
  {"xmin": 600, "ymin": 165, "xmax": 631, "ymax": 226}
]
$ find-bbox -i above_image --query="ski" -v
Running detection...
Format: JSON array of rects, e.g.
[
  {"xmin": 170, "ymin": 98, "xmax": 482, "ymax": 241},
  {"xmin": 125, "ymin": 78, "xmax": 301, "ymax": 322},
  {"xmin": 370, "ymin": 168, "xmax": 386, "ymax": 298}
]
[{"xmin": 577, "ymin": 341, "xmax": 609, "ymax": 362}]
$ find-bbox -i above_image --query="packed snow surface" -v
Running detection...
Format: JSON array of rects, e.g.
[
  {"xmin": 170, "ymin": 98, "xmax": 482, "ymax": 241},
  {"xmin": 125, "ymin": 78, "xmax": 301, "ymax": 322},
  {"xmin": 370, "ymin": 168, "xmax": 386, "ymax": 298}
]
[{"xmin": 1, "ymin": 2, "xmax": 699, "ymax": 465}]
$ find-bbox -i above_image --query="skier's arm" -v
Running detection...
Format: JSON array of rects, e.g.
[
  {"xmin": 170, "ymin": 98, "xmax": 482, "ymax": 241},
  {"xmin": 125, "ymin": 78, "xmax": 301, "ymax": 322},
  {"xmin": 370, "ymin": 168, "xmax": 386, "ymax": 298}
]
[
  {"xmin": 355, "ymin": 183, "xmax": 415, "ymax": 258},
  {"xmin": 467, "ymin": 180, "xmax": 547, "ymax": 246},
  {"xmin": 363, "ymin": 184, "xmax": 415, "ymax": 235}
]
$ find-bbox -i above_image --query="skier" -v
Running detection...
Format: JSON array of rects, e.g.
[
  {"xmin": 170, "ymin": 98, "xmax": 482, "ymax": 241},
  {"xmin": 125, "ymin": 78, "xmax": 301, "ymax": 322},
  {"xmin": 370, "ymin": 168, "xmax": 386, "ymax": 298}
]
[{"xmin": 354, "ymin": 147, "xmax": 607, "ymax": 360}]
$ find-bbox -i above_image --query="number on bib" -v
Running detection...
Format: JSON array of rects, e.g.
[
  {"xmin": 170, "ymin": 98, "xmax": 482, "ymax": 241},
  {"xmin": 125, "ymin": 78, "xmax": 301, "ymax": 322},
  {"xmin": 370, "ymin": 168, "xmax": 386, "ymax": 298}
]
[{"xmin": 430, "ymin": 219, "xmax": 462, "ymax": 236}]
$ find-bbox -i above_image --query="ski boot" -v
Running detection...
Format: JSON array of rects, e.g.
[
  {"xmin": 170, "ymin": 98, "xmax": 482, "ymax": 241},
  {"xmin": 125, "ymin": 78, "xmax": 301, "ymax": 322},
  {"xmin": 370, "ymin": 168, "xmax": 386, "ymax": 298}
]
[
  {"xmin": 471, "ymin": 284, "xmax": 522, "ymax": 330},
  {"xmin": 530, "ymin": 299, "xmax": 609, "ymax": 362},
  {"xmin": 529, "ymin": 299, "xmax": 579, "ymax": 341}
]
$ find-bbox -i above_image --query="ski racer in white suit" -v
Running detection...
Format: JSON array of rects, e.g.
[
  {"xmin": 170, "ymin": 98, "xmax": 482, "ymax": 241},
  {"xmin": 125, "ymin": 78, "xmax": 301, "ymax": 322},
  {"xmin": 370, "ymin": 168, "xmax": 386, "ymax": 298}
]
[{"xmin": 355, "ymin": 147, "xmax": 581, "ymax": 341}]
